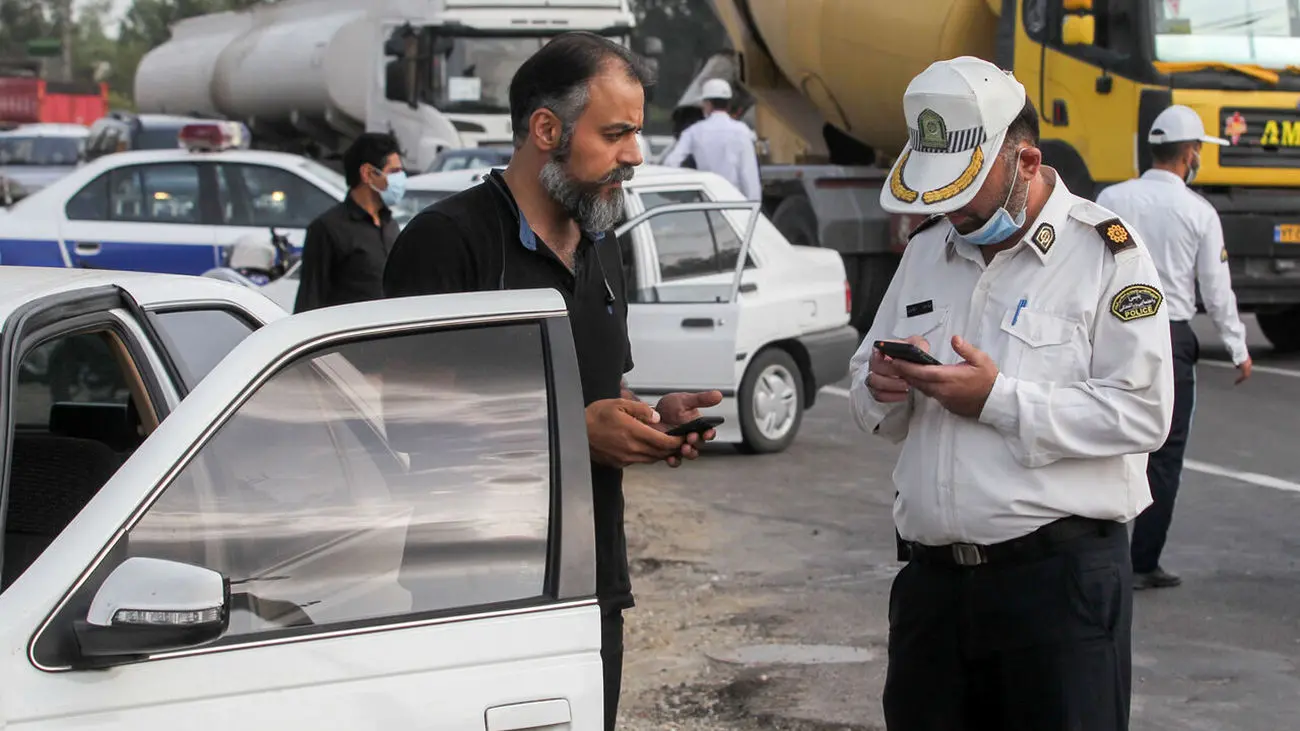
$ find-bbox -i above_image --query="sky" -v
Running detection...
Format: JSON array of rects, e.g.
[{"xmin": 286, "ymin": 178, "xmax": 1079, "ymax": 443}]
[{"xmin": 73, "ymin": 0, "xmax": 133, "ymax": 38}]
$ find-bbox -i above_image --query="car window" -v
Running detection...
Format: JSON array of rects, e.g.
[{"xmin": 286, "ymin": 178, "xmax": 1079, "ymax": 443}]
[
  {"xmin": 638, "ymin": 188, "xmax": 755, "ymax": 281},
  {"xmin": 121, "ymin": 322, "xmax": 553, "ymax": 638},
  {"xmin": 133, "ymin": 127, "xmax": 182, "ymax": 151},
  {"xmin": 150, "ymin": 309, "xmax": 257, "ymax": 391},
  {"xmin": 218, "ymin": 163, "xmax": 337, "ymax": 228},
  {"xmin": 108, "ymin": 164, "xmax": 201, "ymax": 224},
  {"xmin": 66, "ymin": 172, "xmax": 110, "ymax": 221},
  {"xmin": 6, "ymin": 329, "xmax": 148, "ymax": 590}
]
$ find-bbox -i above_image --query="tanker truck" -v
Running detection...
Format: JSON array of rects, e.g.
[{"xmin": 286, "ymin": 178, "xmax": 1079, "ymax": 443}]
[
  {"xmin": 134, "ymin": 0, "xmax": 639, "ymax": 174},
  {"xmin": 706, "ymin": 0, "xmax": 1300, "ymax": 351}
]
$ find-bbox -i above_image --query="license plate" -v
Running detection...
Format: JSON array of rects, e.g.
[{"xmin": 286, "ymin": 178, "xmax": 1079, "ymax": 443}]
[{"xmin": 1277, "ymin": 224, "xmax": 1300, "ymax": 244}]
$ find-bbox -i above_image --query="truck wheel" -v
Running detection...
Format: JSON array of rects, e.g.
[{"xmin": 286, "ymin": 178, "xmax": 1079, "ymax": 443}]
[
  {"xmin": 771, "ymin": 196, "xmax": 818, "ymax": 248},
  {"xmin": 1257, "ymin": 307, "xmax": 1300, "ymax": 353},
  {"xmin": 738, "ymin": 348, "xmax": 804, "ymax": 455},
  {"xmin": 846, "ymin": 253, "xmax": 900, "ymax": 334}
]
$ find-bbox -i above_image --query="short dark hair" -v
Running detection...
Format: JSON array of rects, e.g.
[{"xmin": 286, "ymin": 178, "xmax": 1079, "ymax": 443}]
[
  {"xmin": 343, "ymin": 132, "xmax": 402, "ymax": 188},
  {"xmin": 1002, "ymin": 97, "xmax": 1041, "ymax": 152},
  {"xmin": 508, "ymin": 31, "xmax": 656, "ymax": 147},
  {"xmin": 705, "ymin": 97, "xmax": 732, "ymax": 112},
  {"xmin": 1151, "ymin": 140, "xmax": 1194, "ymax": 164}
]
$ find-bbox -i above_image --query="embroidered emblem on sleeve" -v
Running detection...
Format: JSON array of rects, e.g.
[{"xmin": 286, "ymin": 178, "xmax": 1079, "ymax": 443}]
[
  {"xmin": 1221, "ymin": 246, "xmax": 1229, "ymax": 263},
  {"xmin": 1110, "ymin": 284, "xmax": 1163, "ymax": 322}
]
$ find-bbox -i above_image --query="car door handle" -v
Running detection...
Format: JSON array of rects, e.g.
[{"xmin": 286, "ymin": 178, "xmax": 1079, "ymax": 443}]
[
  {"xmin": 681, "ymin": 318, "xmax": 715, "ymax": 329},
  {"xmin": 739, "ymin": 282, "xmax": 758, "ymax": 293},
  {"xmin": 486, "ymin": 699, "xmax": 571, "ymax": 731},
  {"xmin": 74, "ymin": 241, "xmax": 101, "ymax": 255}
]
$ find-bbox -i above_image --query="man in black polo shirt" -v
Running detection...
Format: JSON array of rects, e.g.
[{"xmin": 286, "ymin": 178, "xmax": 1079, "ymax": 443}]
[
  {"xmin": 294, "ymin": 132, "xmax": 405, "ymax": 313},
  {"xmin": 384, "ymin": 32, "xmax": 722, "ymax": 730}
]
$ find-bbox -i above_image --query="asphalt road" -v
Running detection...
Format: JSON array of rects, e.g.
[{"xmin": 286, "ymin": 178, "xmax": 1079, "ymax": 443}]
[{"xmin": 632, "ymin": 313, "xmax": 1300, "ymax": 729}]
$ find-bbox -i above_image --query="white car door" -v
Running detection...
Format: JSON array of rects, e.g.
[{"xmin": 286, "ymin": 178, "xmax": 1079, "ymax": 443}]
[
  {"xmin": 0, "ymin": 289, "xmax": 602, "ymax": 730},
  {"xmin": 618, "ymin": 196, "xmax": 759, "ymax": 398},
  {"xmin": 59, "ymin": 161, "xmax": 221, "ymax": 275},
  {"xmin": 208, "ymin": 161, "xmax": 342, "ymax": 256}
]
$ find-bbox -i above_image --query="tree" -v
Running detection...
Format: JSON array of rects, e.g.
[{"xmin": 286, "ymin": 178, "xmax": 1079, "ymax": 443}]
[
  {"xmin": 0, "ymin": 0, "xmax": 52, "ymax": 61},
  {"xmin": 628, "ymin": 0, "xmax": 728, "ymax": 134}
]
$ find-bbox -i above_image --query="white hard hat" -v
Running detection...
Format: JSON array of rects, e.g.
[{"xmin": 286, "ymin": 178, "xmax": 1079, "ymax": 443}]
[
  {"xmin": 701, "ymin": 78, "xmax": 733, "ymax": 100},
  {"xmin": 228, "ymin": 233, "xmax": 276, "ymax": 271},
  {"xmin": 881, "ymin": 56, "xmax": 1027, "ymax": 216},
  {"xmin": 1148, "ymin": 105, "xmax": 1229, "ymax": 146}
]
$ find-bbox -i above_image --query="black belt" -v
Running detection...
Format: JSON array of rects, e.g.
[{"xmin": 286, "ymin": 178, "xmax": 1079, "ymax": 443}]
[{"xmin": 905, "ymin": 517, "xmax": 1121, "ymax": 568}]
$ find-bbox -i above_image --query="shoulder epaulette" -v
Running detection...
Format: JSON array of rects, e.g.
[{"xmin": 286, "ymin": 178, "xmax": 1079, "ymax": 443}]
[{"xmin": 1069, "ymin": 201, "xmax": 1136, "ymax": 255}]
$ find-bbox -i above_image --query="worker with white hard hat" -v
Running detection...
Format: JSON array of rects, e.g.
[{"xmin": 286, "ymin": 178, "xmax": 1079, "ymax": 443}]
[
  {"xmin": 661, "ymin": 77, "xmax": 761, "ymax": 199},
  {"xmin": 848, "ymin": 55, "xmax": 1173, "ymax": 729},
  {"xmin": 1097, "ymin": 105, "xmax": 1252, "ymax": 592}
]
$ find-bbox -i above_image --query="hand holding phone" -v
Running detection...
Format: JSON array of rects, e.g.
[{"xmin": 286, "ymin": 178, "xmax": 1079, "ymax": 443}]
[
  {"xmin": 666, "ymin": 416, "xmax": 725, "ymax": 437},
  {"xmin": 874, "ymin": 340, "xmax": 942, "ymax": 366}
]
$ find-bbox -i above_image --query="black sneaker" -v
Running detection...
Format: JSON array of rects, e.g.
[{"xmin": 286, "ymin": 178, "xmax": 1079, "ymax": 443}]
[{"xmin": 1134, "ymin": 567, "xmax": 1182, "ymax": 590}]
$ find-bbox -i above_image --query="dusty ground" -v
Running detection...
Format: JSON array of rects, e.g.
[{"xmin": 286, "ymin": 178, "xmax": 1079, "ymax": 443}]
[{"xmin": 616, "ymin": 469, "xmax": 877, "ymax": 731}]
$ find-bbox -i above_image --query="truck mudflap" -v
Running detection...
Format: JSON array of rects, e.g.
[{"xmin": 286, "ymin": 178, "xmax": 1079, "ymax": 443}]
[{"xmin": 797, "ymin": 325, "xmax": 860, "ymax": 395}]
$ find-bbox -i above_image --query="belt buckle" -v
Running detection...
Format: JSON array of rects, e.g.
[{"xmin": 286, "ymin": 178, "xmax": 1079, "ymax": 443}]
[{"xmin": 951, "ymin": 543, "xmax": 987, "ymax": 566}]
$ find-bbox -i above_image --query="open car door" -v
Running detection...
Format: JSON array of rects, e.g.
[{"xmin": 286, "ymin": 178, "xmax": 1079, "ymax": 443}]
[
  {"xmin": 618, "ymin": 200, "xmax": 760, "ymax": 405},
  {"xmin": 0, "ymin": 288, "xmax": 604, "ymax": 730}
]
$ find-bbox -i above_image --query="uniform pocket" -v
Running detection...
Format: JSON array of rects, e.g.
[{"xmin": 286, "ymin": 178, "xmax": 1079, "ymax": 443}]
[
  {"xmin": 1068, "ymin": 559, "xmax": 1123, "ymax": 639},
  {"xmin": 896, "ymin": 306, "xmax": 950, "ymax": 341},
  {"xmin": 999, "ymin": 308, "xmax": 1082, "ymax": 380}
]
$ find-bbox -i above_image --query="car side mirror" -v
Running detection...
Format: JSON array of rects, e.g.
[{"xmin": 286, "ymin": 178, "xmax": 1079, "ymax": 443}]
[{"xmin": 73, "ymin": 557, "xmax": 229, "ymax": 665}]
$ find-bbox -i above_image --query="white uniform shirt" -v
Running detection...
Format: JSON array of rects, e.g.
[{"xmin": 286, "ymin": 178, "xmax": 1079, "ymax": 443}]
[
  {"xmin": 662, "ymin": 111, "xmax": 762, "ymax": 201},
  {"xmin": 849, "ymin": 174, "xmax": 1175, "ymax": 546},
  {"xmin": 1096, "ymin": 169, "xmax": 1249, "ymax": 364}
]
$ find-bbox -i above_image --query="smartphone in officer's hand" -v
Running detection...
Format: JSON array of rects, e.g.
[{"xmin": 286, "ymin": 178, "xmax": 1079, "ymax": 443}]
[
  {"xmin": 666, "ymin": 416, "xmax": 725, "ymax": 437},
  {"xmin": 874, "ymin": 340, "xmax": 942, "ymax": 366}
]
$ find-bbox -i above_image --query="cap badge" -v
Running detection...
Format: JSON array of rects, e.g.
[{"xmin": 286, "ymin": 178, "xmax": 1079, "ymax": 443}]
[{"xmin": 917, "ymin": 109, "xmax": 949, "ymax": 151}]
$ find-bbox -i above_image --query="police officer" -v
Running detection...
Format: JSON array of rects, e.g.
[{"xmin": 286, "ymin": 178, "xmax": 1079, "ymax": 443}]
[
  {"xmin": 661, "ymin": 78, "xmax": 761, "ymax": 200},
  {"xmin": 1096, "ymin": 105, "xmax": 1253, "ymax": 590},
  {"xmin": 850, "ymin": 57, "xmax": 1174, "ymax": 729}
]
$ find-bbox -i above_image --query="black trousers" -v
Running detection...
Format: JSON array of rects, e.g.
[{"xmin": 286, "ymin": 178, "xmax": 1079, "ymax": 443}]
[
  {"xmin": 884, "ymin": 522, "xmax": 1133, "ymax": 731},
  {"xmin": 601, "ymin": 609, "xmax": 624, "ymax": 731},
  {"xmin": 1131, "ymin": 320, "xmax": 1198, "ymax": 574}
]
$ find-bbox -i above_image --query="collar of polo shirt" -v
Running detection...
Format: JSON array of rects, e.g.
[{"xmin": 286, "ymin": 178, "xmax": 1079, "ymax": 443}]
[{"xmin": 880, "ymin": 56, "xmax": 1028, "ymax": 217}]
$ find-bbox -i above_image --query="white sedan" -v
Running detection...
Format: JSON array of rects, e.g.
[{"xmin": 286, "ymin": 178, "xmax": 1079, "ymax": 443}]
[
  {"xmin": 257, "ymin": 165, "xmax": 859, "ymax": 453},
  {"xmin": 0, "ymin": 266, "xmax": 605, "ymax": 727}
]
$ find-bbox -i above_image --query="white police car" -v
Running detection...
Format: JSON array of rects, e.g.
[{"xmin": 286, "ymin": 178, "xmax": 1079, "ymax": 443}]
[
  {"xmin": 0, "ymin": 266, "xmax": 606, "ymax": 727},
  {"xmin": 254, "ymin": 165, "xmax": 859, "ymax": 454},
  {"xmin": 0, "ymin": 121, "xmax": 347, "ymax": 276}
]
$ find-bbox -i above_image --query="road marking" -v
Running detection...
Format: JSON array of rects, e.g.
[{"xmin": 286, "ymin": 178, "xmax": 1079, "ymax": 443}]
[
  {"xmin": 1184, "ymin": 460, "xmax": 1300, "ymax": 494},
  {"xmin": 1201, "ymin": 359, "xmax": 1300, "ymax": 379},
  {"xmin": 821, "ymin": 386, "xmax": 1300, "ymax": 495}
]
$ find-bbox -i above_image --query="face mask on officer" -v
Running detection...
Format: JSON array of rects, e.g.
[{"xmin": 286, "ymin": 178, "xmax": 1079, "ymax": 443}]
[
  {"xmin": 954, "ymin": 148, "xmax": 1029, "ymax": 247},
  {"xmin": 1184, "ymin": 147, "xmax": 1201, "ymax": 185},
  {"xmin": 369, "ymin": 164, "xmax": 407, "ymax": 207}
]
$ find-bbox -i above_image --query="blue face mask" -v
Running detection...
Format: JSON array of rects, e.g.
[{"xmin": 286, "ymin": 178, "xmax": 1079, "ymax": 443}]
[
  {"xmin": 955, "ymin": 152, "xmax": 1027, "ymax": 247},
  {"xmin": 374, "ymin": 170, "xmax": 407, "ymax": 207}
]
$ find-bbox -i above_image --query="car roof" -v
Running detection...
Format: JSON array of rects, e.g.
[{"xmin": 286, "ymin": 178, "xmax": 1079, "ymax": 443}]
[
  {"xmin": 0, "ymin": 124, "xmax": 89, "ymax": 138},
  {"xmin": 0, "ymin": 266, "xmax": 277, "ymax": 325}
]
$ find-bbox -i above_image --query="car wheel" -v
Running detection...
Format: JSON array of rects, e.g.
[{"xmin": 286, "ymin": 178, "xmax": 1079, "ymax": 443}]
[
  {"xmin": 738, "ymin": 348, "xmax": 804, "ymax": 454},
  {"xmin": 1257, "ymin": 307, "xmax": 1300, "ymax": 353}
]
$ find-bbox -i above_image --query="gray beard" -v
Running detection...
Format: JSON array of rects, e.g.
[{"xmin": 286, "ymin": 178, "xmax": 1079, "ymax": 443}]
[{"xmin": 539, "ymin": 158, "xmax": 633, "ymax": 233}]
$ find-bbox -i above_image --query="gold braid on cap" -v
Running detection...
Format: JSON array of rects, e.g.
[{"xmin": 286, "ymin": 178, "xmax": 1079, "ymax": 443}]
[
  {"xmin": 889, "ymin": 145, "xmax": 987, "ymax": 205},
  {"xmin": 889, "ymin": 150, "xmax": 919, "ymax": 203}
]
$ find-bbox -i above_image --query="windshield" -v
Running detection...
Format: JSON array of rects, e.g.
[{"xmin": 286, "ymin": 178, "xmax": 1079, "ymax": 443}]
[
  {"xmin": 0, "ymin": 136, "xmax": 83, "ymax": 166},
  {"xmin": 432, "ymin": 37, "xmax": 549, "ymax": 114},
  {"xmin": 1152, "ymin": 0, "xmax": 1300, "ymax": 68}
]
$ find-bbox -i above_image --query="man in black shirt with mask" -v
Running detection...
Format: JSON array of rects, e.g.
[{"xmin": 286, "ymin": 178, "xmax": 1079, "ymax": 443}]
[
  {"xmin": 294, "ymin": 132, "xmax": 405, "ymax": 313},
  {"xmin": 384, "ymin": 32, "xmax": 722, "ymax": 731}
]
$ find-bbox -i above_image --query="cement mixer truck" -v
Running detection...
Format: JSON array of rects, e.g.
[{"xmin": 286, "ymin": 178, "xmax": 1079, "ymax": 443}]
[
  {"xmin": 707, "ymin": 0, "xmax": 1300, "ymax": 351},
  {"xmin": 134, "ymin": 0, "xmax": 639, "ymax": 174}
]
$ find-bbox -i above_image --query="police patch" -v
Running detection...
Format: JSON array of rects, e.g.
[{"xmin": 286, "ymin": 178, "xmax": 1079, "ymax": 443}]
[
  {"xmin": 1110, "ymin": 284, "xmax": 1163, "ymax": 322},
  {"xmin": 1031, "ymin": 222, "xmax": 1056, "ymax": 254},
  {"xmin": 917, "ymin": 109, "xmax": 948, "ymax": 150},
  {"xmin": 1095, "ymin": 218, "xmax": 1136, "ymax": 254},
  {"xmin": 1221, "ymin": 246, "xmax": 1229, "ymax": 263}
]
